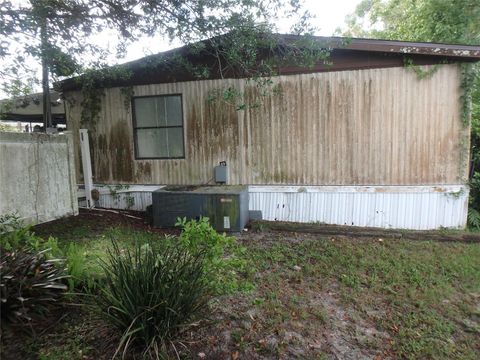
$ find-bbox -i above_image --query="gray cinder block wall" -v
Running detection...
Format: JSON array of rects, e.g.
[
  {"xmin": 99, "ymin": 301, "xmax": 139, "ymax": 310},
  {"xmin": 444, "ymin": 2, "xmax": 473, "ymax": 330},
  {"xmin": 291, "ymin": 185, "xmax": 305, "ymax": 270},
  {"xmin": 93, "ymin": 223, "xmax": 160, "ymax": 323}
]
[{"xmin": 0, "ymin": 131, "xmax": 78, "ymax": 225}]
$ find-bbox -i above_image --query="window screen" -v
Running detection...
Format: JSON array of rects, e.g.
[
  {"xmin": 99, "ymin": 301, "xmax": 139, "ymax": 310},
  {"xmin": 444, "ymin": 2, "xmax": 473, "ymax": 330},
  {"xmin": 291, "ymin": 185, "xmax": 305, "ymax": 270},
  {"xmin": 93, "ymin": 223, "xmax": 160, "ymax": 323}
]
[{"xmin": 132, "ymin": 95, "xmax": 185, "ymax": 159}]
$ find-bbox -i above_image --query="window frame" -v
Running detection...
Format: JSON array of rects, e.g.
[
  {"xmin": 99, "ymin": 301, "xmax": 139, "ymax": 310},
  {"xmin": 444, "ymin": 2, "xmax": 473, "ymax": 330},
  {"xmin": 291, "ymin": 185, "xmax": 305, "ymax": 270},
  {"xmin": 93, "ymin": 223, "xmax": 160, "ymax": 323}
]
[{"xmin": 131, "ymin": 94, "xmax": 186, "ymax": 160}]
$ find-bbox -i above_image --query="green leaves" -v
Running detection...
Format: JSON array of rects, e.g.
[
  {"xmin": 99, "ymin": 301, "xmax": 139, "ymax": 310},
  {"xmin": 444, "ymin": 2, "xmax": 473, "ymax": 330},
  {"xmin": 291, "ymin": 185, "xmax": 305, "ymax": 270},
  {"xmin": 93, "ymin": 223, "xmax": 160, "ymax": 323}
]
[
  {"xmin": 175, "ymin": 217, "xmax": 252, "ymax": 294},
  {"xmin": 96, "ymin": 239, "xmax": 211, "ymax": 358},
  {"xmin": 342, "ymin": 0, "xmax": 480, "ymax": 45},
  {"xmin": 467, "ymin": 208, "xmax": 480, "ymax": 229},
  {"xmin": 94, "ymin": 218, "xmax": 253, "ymax": 356},
  {"xmin": 0, "ymin": 213, "xmax": 90, "ymax": 291}
]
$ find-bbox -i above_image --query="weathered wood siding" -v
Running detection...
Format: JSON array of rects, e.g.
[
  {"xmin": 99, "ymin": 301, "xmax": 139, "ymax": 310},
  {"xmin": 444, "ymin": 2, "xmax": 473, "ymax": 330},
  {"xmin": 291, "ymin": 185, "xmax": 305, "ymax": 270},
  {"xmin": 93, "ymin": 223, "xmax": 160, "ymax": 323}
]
[{"xmin": 65, "ymin": 64, "xmax": 467, "ymax": 186}]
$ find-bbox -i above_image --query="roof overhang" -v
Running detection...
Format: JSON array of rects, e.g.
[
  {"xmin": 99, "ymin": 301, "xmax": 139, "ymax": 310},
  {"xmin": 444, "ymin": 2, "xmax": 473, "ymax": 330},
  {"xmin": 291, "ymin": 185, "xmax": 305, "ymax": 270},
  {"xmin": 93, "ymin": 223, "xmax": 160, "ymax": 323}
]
[
  {"xmin": 0, "ymin": 91, "xmax": 66, "ymax": 124},
  {"xmin": 59, "ymin": 35, "xmax": 480, "ymax": 92},
  {"xmin": 304, "ymin": 36, "xmax": 480, "ymax": 59}
]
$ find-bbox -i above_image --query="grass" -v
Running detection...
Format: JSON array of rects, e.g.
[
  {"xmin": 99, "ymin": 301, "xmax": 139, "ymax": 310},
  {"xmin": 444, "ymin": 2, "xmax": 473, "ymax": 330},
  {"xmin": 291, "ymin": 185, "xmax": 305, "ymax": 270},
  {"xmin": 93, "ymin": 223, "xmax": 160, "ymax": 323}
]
[
  {"xmin": 4, "ymin": 217, "xmax": 479, "ymax": 359},
  {"xmin": 239, "ymin": 236, "xmax": 480, "ymax": 359},
  {"xmin": 54, "ymin": 227, "xmax": 167, "ymax": 285}
]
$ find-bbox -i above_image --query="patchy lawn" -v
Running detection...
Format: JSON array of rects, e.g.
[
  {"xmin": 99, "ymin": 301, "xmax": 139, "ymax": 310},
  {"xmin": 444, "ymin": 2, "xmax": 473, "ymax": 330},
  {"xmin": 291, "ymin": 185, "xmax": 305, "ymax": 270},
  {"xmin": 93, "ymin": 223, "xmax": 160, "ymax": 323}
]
[
  {"xmin": 190, "ymin": 232, "xmax": 480, "ymax": 359},
  {"xmin": 2, "ymin": 210, "xmax": 479, "ymax": 359}
]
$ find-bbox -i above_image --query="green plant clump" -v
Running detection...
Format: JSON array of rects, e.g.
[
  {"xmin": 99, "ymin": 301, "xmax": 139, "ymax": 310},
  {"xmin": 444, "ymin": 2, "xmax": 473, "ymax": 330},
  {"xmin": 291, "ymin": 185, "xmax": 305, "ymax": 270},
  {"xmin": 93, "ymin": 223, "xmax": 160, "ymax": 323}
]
[
  {"xmin": 0, "ymin": 214, "xmax": 61, "ymax": 255},
  {"xmin": 0, "ymin": 213, "xmax": 89, "ymax": 290},
  {"xmin": 175, "ymin": 217, "xmax": 253, "ymax": 293},
  {"xmin": 96, "ymin": 240, "xmax": 211, "ymax": 358}
]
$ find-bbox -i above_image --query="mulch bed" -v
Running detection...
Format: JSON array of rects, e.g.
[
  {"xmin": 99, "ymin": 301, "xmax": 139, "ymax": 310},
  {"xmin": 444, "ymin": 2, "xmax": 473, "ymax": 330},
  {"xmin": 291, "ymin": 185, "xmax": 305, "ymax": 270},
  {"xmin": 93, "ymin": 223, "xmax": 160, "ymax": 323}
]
[{"xmin": 33, "ymin": 207, "xmax": 180, "ymax": 239}]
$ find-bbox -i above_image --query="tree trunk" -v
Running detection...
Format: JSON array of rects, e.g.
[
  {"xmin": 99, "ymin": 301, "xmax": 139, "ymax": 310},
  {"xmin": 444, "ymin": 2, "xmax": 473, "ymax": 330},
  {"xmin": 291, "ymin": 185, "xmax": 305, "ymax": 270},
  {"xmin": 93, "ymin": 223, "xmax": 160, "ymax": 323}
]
[{"xmin": 41, "ymin": 16, "xmax": 52, "ymax": 130}]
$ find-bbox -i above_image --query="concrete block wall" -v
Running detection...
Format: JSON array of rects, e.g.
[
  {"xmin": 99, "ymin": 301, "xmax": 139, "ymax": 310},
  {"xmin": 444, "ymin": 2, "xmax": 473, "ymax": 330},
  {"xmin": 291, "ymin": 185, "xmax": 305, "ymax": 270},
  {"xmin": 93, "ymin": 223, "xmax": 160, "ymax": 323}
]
[{"xmin": 0, "ymin": 131, "xmax": 78, "ymax": 225}]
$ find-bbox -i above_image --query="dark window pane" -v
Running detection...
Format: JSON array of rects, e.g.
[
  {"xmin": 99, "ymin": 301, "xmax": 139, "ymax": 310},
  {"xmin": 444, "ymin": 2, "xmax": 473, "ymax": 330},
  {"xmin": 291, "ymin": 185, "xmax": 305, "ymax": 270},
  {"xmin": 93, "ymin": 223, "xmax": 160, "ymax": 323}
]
[
  {"xmin": 166, "ymin": 127, "xmax": 184, "ymax": 157},
  {"xmin": 155, "ymin": 97, "xmax": 167, "ymax": 127},
  {"xmin": 166, "ymin": 96, "xmax": 182, "ymax": 126},
  {"xmin": 134, "ymin": 98, "xmax": 157, "ymax": 127},
  {"xmin": 135, "ymin": 128, "xmax": 168, "ymax": 158}
]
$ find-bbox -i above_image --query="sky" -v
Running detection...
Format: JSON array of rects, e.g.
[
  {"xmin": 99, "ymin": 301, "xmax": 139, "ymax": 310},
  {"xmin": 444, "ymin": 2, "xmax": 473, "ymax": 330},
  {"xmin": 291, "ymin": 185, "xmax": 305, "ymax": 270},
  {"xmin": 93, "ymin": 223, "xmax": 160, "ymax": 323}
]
[{"xmin": 121, "ymin": 0, "xmax": 362, "ymax": 63}]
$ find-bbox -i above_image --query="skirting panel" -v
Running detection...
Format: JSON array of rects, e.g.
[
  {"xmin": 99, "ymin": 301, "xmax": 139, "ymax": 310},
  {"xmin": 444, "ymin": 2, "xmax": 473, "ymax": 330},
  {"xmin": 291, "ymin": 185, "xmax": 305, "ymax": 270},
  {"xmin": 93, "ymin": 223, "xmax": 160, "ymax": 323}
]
[
  {"xmin": 79, "ymin": 184, "xmax": 469, "ymax": 230},
  {"xmin": 78, "ymin": 185, "xmax": 161, "ymax": 211},
  {"xmin": 248, "ymin": 185, "xmax": 468, "ymax": 230}
]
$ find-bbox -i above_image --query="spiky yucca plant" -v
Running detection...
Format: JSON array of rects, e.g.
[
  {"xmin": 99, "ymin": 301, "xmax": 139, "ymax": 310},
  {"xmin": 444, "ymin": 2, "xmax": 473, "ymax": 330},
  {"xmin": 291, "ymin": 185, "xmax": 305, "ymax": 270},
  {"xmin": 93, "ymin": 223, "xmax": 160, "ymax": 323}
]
[{"xmin": 96, "ymin": 241, "xmax": 211, "ymax": 358}]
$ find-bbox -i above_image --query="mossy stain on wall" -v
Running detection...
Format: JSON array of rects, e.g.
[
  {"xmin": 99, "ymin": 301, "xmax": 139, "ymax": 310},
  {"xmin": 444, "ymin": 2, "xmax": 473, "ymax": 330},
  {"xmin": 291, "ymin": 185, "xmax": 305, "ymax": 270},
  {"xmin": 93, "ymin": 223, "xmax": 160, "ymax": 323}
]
[
  {"xmin": 109, "ymin": 121, "xmax": 134, "ymax": 182},
  {"xmin": 95, "ymin": 133, "xmax": 110, "ymax": 182},
  {"xmin": 135, "ymin": 162, "xmax": 152, "ymax": 182}
]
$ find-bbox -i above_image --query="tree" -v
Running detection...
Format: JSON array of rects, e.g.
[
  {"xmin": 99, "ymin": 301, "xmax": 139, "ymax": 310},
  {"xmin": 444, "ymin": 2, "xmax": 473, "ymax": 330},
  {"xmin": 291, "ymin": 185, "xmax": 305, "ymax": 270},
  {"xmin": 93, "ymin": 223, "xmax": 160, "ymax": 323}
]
[
  {"xmin": 340, "ymin": 0, "xmax": 480, "ymax": 226},
  {"xmin": 341, "ymin": 0, "xmax": 479, "ymax": 45},
  {"xmin": 0, "ymin": 0, "xmax": 318, "ymax": 129}
]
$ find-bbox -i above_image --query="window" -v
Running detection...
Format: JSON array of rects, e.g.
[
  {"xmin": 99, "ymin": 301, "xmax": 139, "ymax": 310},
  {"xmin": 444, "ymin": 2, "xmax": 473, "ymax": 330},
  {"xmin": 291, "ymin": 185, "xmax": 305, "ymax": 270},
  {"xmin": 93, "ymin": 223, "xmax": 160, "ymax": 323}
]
[{"xmin": 132, "ymin": 95, "xmax": 185, "ymax": 159}]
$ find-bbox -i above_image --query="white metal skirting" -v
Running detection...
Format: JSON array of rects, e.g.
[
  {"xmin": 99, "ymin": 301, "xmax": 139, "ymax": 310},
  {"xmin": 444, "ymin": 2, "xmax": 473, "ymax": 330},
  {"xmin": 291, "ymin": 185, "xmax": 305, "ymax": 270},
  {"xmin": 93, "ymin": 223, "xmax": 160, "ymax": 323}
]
[
  {"xmin": 79, "ymin": 191, "xmax": 153, "ymax": 211},
  {"xmin": 78, "ymin": 185, "xmax": 162, "ymax": 211},
  {"xmin": 78, "ymin": 184, "xmax": 468, "ymax": 230},
  {"xmin": 249, "ymin": 185, "xmax": 468, "ymax": 230}
]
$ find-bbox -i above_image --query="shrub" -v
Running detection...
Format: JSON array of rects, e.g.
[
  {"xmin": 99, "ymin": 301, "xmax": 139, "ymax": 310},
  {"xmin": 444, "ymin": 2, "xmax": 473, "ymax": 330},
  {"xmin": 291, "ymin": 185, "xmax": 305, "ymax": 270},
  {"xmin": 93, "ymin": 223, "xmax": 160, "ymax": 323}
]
[
  {"xmin": 96, "ymin": 240, "xmax": 211, "ymax": 357},
  {"xmin": 175, "ymin": 216, "xmax": 234, "ymax": 263},
  {"xmin": 0, "ymin": 247, "xmax": 68, "ymax": 325},
  {"xmin": 175, "ymin": 217, "xmax": 252, "ymax": 293}
]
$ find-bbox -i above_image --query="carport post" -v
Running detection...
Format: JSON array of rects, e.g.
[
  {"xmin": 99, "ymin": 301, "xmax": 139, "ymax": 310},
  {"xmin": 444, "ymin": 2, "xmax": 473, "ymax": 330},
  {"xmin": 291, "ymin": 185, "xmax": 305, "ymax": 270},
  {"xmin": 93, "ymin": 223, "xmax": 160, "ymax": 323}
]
[{"xmin": 79, "ymin": 129, "xmax": 94, "ymax": 208}]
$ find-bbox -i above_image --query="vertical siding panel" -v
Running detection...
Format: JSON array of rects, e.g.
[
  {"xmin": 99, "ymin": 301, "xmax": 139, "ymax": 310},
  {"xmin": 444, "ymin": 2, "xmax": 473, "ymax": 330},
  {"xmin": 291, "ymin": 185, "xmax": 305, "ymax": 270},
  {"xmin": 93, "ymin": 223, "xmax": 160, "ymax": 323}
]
[
  {"xmin": 245, "ymin": 83, "xmax": 252, "ymax": 184},
  {"xmin": 294, "ymin": 78, "xmax": 301, "ymax": 184},
  {"xmin": 419, "ymin": 71, "xmax": 428, "ymax": 184},
  {"xmin": 407, "ymin": 70, "xmax": 417, "ymax": 185},
  {"xmin": 332, "ymin": 72, "xmax": 340, "ymax": 184},
  {"xmin": 309, "ymin": 77, "xmax": 316, "ymax": 184},
  {"xmin": 270, "ymin": 79, "xmax": 277, "ymax": 184},
  {"xmin": 399, "ymin": 70, "xmax": 405, "ymax": 185},
  {"xmin": 371, "ymin": 69, "xmax": 379, "ymax": 184},
  {"xmin": 355, "ymin": 70, "xmax": 362, "ymax": 184},
  {"xmin": 390, "ymin": 69, "xmax": 398, "ymax": 184}
]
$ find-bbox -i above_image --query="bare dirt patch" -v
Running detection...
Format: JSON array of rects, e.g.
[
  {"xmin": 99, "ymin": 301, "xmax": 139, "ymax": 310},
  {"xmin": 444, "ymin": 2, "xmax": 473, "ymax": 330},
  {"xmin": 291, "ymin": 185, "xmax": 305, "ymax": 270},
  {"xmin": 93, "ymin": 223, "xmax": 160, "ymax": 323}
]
[{"xmin": 183, "ymin": 232, "xmax": 395, "ymax": 359}]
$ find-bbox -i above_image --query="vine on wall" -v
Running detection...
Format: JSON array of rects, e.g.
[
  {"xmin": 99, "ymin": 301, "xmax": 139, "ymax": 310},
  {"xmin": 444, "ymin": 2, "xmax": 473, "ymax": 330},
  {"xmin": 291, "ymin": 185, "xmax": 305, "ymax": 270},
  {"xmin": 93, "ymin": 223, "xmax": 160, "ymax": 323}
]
[
  {"xmin": 460, "ymin": 63, "xmax": 475, "ymax": 128},
  {"xmin": 206, "ymin": 78, "xmax": 284, "ymax": 111},
  {"xmin": 76, "ymin": 66, "xmax": 133, "ymax": 127},
  {"xmin": 403, "ymin": 57, "xmax": 443, "ymax": 79},
  {"xmin": 402, "ymin": 59, "xmax": 475, "ymax": 183},
  {"xmin": 458, "ymin": 63, "xmax": 475, "ymax": 183},
  {"xmin": 120, "ymin": 86, "xmax": 134, "ymax": 112}
]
